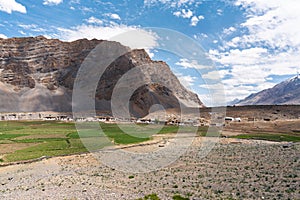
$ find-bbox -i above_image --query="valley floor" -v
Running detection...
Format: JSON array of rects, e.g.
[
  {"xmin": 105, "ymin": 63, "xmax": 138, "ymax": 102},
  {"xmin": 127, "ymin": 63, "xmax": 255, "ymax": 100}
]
[{"xmin": 0, "ymin": 137, "xmax": 299, "ymax": 200}]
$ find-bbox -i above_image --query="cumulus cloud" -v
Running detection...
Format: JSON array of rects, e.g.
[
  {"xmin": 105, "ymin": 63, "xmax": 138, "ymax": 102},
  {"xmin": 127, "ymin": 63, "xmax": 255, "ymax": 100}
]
[
  {"xmin": 110, "ymin": 13, "xmax": 121, "ymax": 20},
  {"xmin": 210, "ymin": 47, "xmax": 269, "ymax": 66},
  {"xmin": 217, "ymin": 9, "xmax": 223, "ymax": 16},
  {"xmin": 173, "ymin": 9, "xmax": 204, "ymax": 27},
  {"xmin": 144, "ymin": 0, "xmax": 197, "ymax": 8},
  {"xmin": 0, "ymin": 33, "xmax": 7, "ymax": 38},
  {"xmin": 223, "ymin": 27, "xmax": 236, "ymax": 35},
  {"xmin": 228, "ymin": 0, "xmax": 300, "ymax": 56},
  {"xmin": 173, "ymin": 9, "xmax": 193, "ymax": 18},
  {"xmin": 104, "ymin": 13, "xmax": 121, "ymax": 20},
  {"xmin": 86, "ymin": 17, "xmax": 103, "ymax": 25},
  {"xmin": 198, "ymin": 82, "xmax": 226, "ymax": 106},
  {"xmin": 175, "ymin": 58, "xmax": 212, "ymax": 70},
  {"xmin": 57, "ymin": 24, "xmax": 158, "ymax": 50},
  {"xmin": 43, "ymin": 0, "xmax": 63, "ymax": 6},
  {"xmin": 0, "ymin": 0, "xmax": 26, "ymax": 14},
  {"xmin": 201, "ymin": 70, "xmax": 228, "ymax": 81},
  {"xmin": 190, "ymin": 15, "xmax": 204, "ymax": 26},
  {"xmin": 176, "ymin": 73, "xmax": 197, "ymax": 89},
  {"xmin": 208, "ymin": 0, "xmax": 300, "ymax": 103}
]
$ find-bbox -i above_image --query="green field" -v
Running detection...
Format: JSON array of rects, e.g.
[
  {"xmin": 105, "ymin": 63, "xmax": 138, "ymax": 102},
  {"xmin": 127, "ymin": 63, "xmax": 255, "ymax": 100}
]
[
  {"xmin": 0, "ymin": 121, "xmax": 206, "ymax": 163},
  {"xmin": 1, "ymin": 120, "xmax": 298, "ymax": 163},
  {"xmin": 231, "ymin": 132, "xmax": 300, "ymax": 142}
]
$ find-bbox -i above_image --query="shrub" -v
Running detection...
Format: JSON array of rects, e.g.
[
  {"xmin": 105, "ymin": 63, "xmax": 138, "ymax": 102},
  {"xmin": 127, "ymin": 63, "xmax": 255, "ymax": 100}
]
[
  {"xmin": 137, "ymin": 193, "xmax": 160, "ymax": 200},
  {"xmin": 172, "ymin": 194, "xmax": 189, "ymax": 200}
]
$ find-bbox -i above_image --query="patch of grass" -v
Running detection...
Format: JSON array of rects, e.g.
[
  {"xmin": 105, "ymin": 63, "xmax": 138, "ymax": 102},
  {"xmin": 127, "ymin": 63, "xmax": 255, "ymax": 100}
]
[
  {"xmin": 13, "ymin": 138, "xmax": 67, "ymax": 143},
  {"xmin": 231, "ymin": 133, "xmax": 300, "ymax": 142},
  {"xmin": 0, "ymin": 121, "xmax": 25, "ymax": 132},
  {"xmin": 67, "ymin": 131, "xmax": 100, "ymax": 139},
  {"xmin": 157, "ymin": 125, "xmax": 210, "ymax": 136},
  {"xmin": 0, "ymin": 133, "xmax": 28, "ymax": 140},
  {"xmin": 5, "ymin": 140, "xmax": 69, "ymax": 162},
  {"xmin": 158, "ymin": 125, "xmax": 179, "ymax": 134},
  {"xmin": 101, "ymin": 123, "xmax": 151, "ymax": 144}
]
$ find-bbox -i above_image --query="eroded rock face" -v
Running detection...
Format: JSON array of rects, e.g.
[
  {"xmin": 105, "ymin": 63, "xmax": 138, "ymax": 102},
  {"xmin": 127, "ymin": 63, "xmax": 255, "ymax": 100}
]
[{"xmin": 0, "ymin": 36, "xmax": 203, "ymax": 117}]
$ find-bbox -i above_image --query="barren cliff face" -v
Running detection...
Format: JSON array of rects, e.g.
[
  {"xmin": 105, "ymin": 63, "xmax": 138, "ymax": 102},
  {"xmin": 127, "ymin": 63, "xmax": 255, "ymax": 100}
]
[{"xmin": 0, "ymin": 36, "xmax": 203, "ymax": 117}]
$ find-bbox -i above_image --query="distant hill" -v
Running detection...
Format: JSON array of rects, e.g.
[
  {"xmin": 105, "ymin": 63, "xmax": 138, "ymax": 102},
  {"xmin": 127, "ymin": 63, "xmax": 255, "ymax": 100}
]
[
  {"xmin": 236, "ymin": 76, "xmax": 300, "ymax": 106},
  {"xmin": 228, "ymin": 98, "xmax": 240, "ymax": 106}
]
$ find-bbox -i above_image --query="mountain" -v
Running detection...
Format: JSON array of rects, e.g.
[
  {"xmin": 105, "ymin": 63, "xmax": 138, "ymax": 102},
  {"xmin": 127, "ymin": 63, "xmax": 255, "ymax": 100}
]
[
  {"xmin": 227, "ymin": 98, "xmax": 240, "ymax": 106},
  {"xmin": 236, "ymin": 76, "xmax": 300, "ymax": 106},
  {"xmin": 0, "ymin": 36, "xmax": 203, "ymax": 117}
]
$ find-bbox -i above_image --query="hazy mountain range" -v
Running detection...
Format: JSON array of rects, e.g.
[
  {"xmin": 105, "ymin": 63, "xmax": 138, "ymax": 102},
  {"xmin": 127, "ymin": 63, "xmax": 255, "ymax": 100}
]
[{"xmin": 236, "ymin": 76, "xmax": 300, "ymax": 106}]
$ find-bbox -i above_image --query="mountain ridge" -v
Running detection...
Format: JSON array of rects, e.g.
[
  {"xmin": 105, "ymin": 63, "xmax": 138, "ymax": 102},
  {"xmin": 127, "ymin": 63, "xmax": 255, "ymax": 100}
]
[
  {"xmin": 236, "ymin": 76, "xmax": 300, "ymax": 106},
  {"xmin": 0, "ymin": 36, "xmax": 203, "ymax": 117}
]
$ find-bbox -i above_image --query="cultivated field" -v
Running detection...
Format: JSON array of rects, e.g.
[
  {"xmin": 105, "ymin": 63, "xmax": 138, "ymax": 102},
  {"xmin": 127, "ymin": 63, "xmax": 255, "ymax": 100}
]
[
  {"xmin": 0, "ymin": 118, "xmax": 299, "ymax": 199},
  {"xmin": 0, "ymin": 121, "xmax": 206, "ymax": 163}
]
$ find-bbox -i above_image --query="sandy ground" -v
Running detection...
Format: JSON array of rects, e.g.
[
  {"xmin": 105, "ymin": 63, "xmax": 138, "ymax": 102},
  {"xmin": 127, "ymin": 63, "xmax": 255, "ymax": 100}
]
[{"xmin": 0, "ymin": 137, "xmax": 299, "ymax": 200}]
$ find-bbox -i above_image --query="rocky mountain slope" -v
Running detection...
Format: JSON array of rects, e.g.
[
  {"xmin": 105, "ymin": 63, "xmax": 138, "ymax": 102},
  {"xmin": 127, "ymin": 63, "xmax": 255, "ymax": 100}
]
[
  {"xmin": 236, "ymin": 76, "xmax": 300, "ymax": 106},
  {"xmin": 0, "ymin": 36, "xmax": 203, "ymax": 117}
]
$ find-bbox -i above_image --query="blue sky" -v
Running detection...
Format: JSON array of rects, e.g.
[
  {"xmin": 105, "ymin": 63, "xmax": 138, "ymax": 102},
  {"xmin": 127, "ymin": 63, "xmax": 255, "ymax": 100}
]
[{"xmin": 0, "ymin": 0, "xmax": 299, "ymax": 106}]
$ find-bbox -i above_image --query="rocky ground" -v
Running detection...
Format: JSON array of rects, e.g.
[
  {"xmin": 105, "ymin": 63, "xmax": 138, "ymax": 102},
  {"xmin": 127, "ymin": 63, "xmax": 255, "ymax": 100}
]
[{"xmin": 0, "ymin": 137, "xmax": 299, "ymax": 200}]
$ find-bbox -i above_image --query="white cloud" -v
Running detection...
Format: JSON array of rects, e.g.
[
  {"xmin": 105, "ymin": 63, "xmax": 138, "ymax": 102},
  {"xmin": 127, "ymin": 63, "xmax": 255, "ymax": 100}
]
[
  {"xmin": 0, "ymin": 33, "xmax": 7, "ymax": 39},
  {"xmin": 230, "ymin": 0, "xmax": 300, "ymax": 52},
  {"xmin": 175, "ymin": 58, "xmax": 212, "ymax": 70},
  {"xmin": 182, "ymin": 9, "xmax": 193, "ymax": 18},
  {"xmin": 199, "ymin": 82, "xmax": 224, "ymax": 91},
  {"xmin": 19, "ymin": 30, "xmax": 26, "ymax": 35},
  {"xmin": 208, "ymin": 0, "xmax": 300, "ymax": 103},
  {"xmin": 43, "ymin": 0, "xmax": 63, "ymax": 6},
  {"xmin": 70, "ymin": 0, "xmax": 80, "ymax": 4},
  {"xmin": 145, "ymin": 49, "xmax": 155, "ymax": 58},
  {"xmin": 223, "ymin": 27, "xmax": 236, "ymax": 35},
  {"xmin": 201, "ymin": 70, "xmax": 228, "ymax": 81},
  {"xmin": 190, "ymin": 15, "xmax": 204, "ymax": 26},
  {"xmin": 18, "ymin": 24, "xmax": 46, "ymax": 32},
  {"xmin": 217, "ymin": 9, "xmax": 223, "ymax": 16},
  {"xmin": 105, "ymin": 13, "xmax": 121, "ymax": 20},
  {"xmin": 79, "ymin": 7, "xmax": 93, "ymax": 13},
  {"xmin": 210, "ymin": 47, "xmax": 269, "ymax": 66},
  {"xmin": 173, "ymin": 9, "xmax": 193, "ymax": 18},
  {"xmin": 86, "ymin": 17, "xmax": 103, "ymax": 25},
  {"xmin": 0, "ymin": 0, "xmax": 26, "ymax": 14},
  {"xmin": 198, "ymin": 80, "xmax": 277, "ymax": 106},
  {"xmin": 176, "ymin": 0, "xmax": 192, "ymax": 7},
  {"xmin": 176, "ymin": 73, "xmax": 197, "ymax": 89},
  {"xmin": 144, "ymin": 0, "xmax": 197, "ymax": 8},
  {"xmin": 57, "ymin": 24, "xmax": 158, "ymax": 50},
  {"xmin": 111, "ymin": 13, "xmax": 121, "ymax": 20},
  {"xmin": 173, "ymin": 11, "xmax": 181, "ymax": 17},
  {"xmin": 198, "ymin": 82, "xmax": 226, "ymax": 106}
]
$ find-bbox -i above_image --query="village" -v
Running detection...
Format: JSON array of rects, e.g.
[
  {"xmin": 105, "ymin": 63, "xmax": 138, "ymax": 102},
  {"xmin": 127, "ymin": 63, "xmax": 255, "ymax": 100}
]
[
  {"xmin": 2, "ymin": 106, "xmax": 298, "ymax": 127},
  {"xmin": 0, "ymin": 111, "xmax": 211, "ymax": 126}
]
